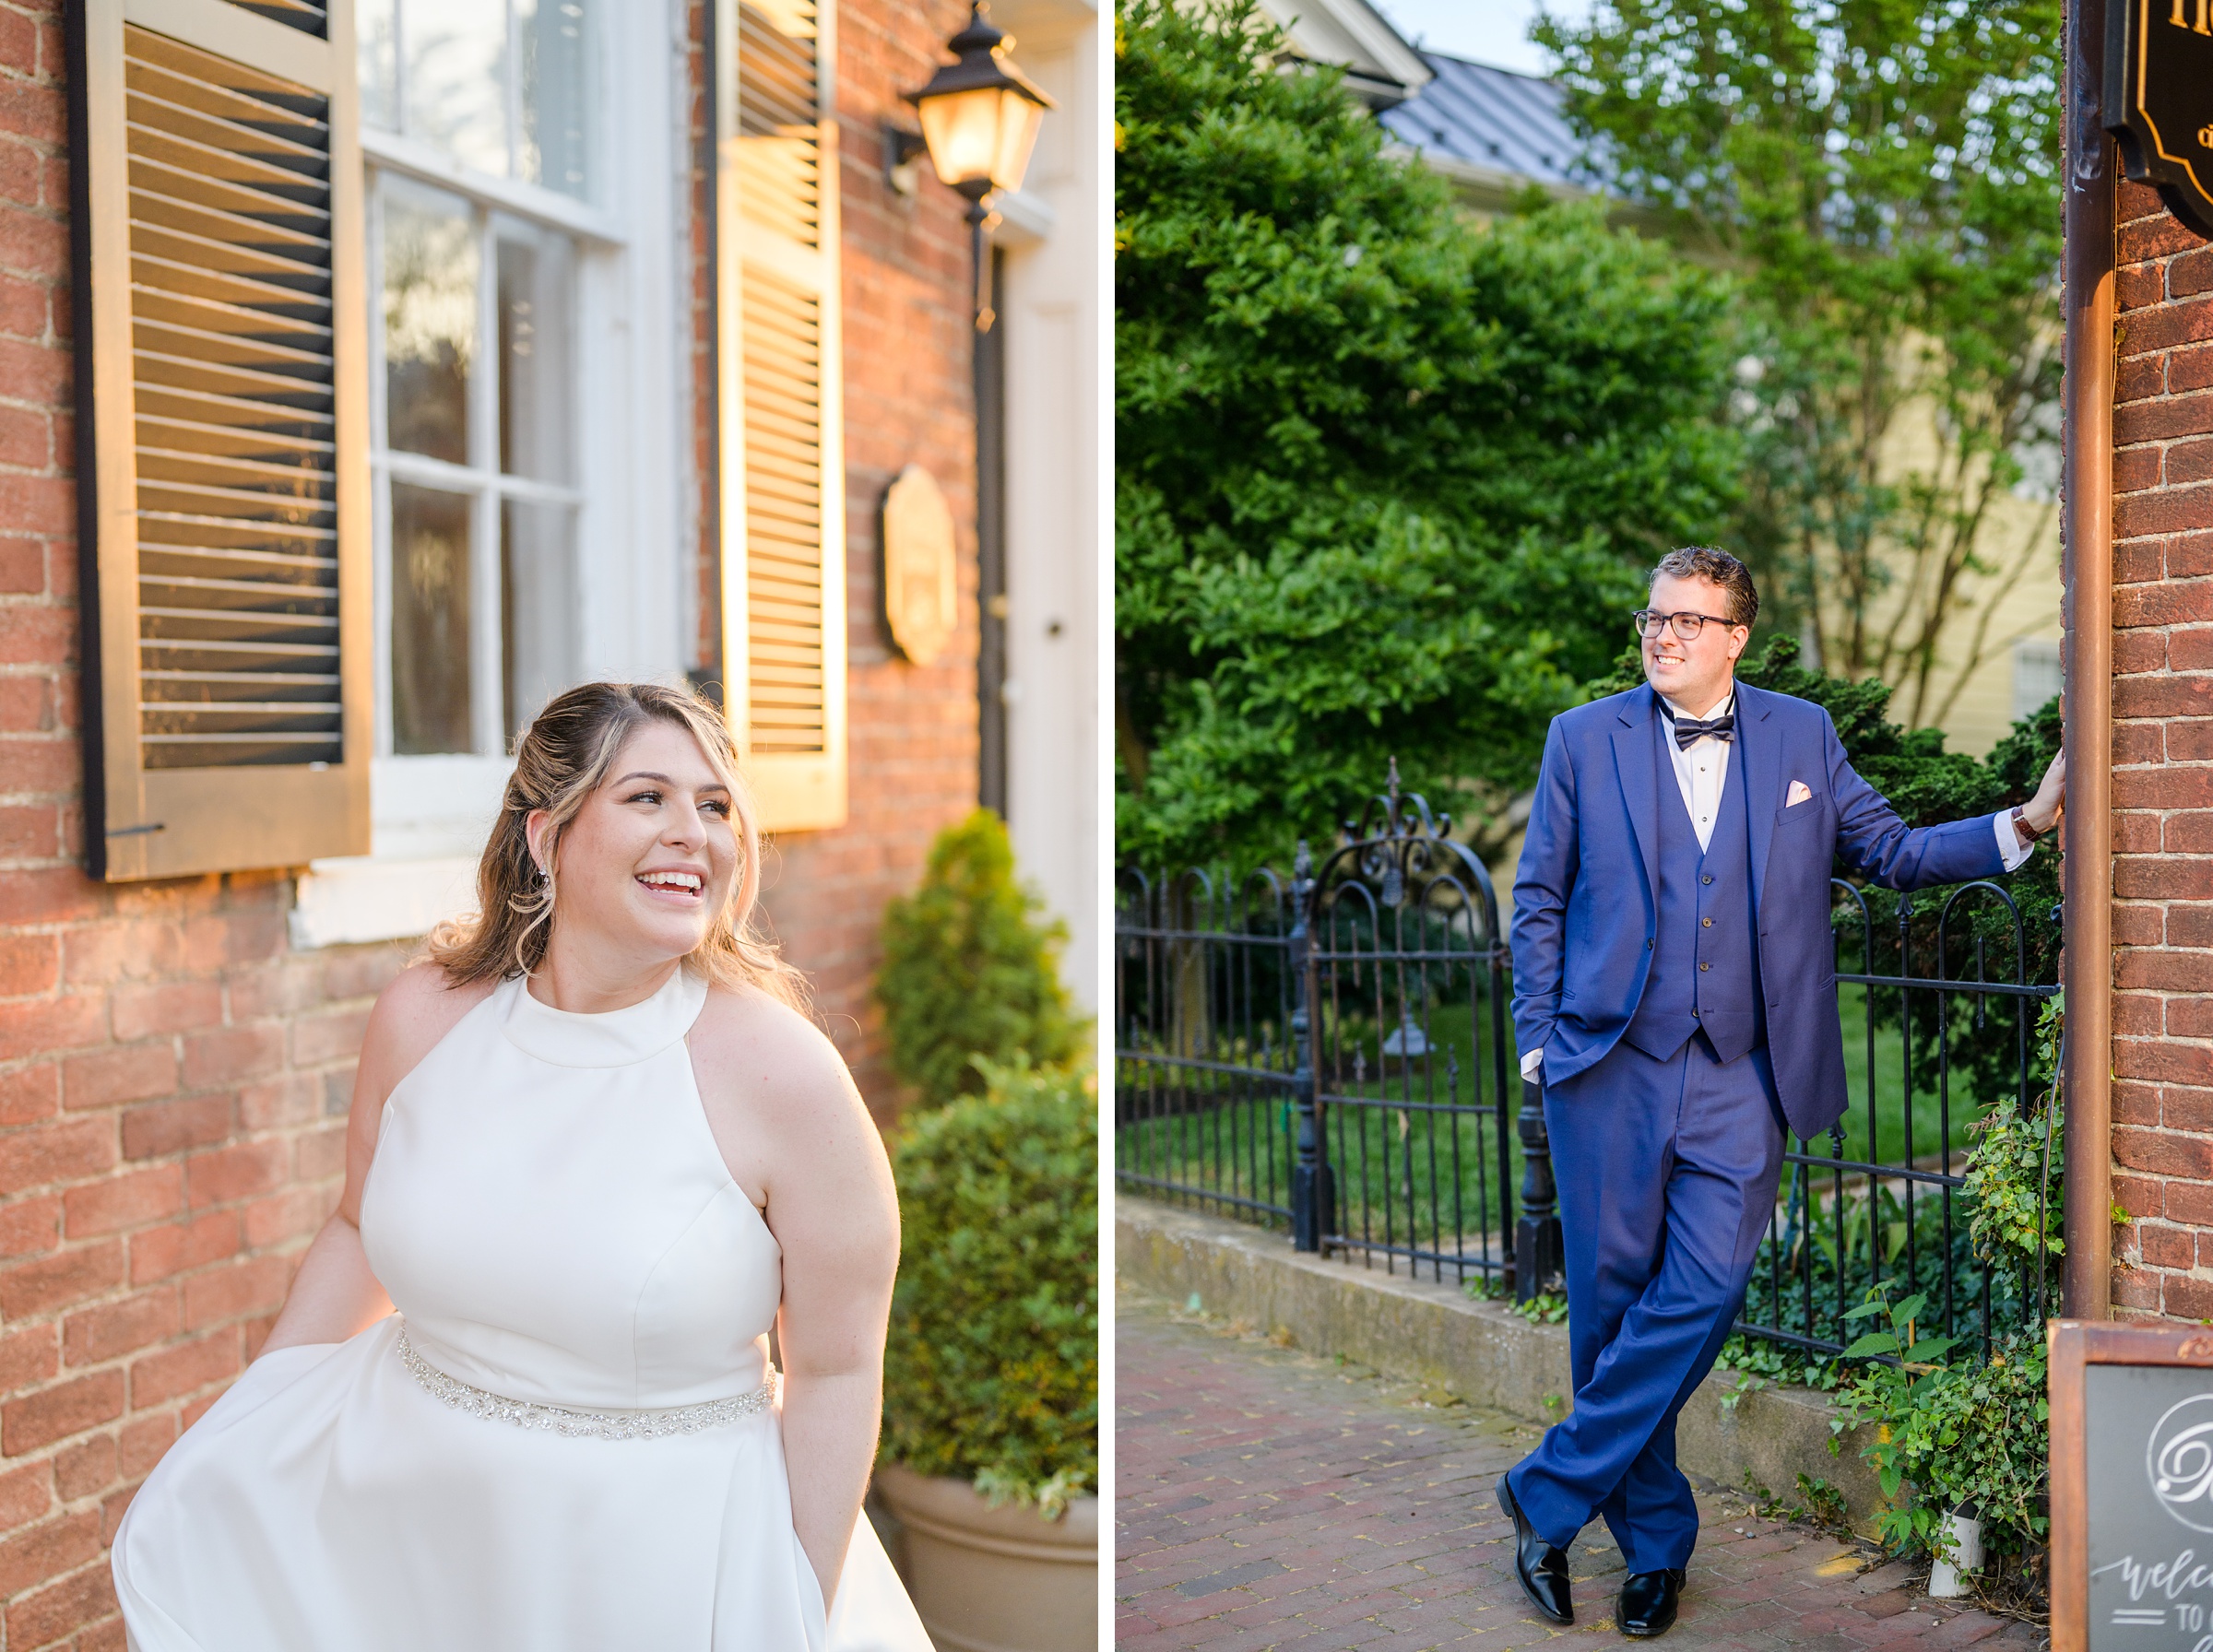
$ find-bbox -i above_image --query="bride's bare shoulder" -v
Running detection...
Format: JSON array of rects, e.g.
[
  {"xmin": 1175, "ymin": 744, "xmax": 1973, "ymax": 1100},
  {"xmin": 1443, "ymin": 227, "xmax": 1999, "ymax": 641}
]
[
  {"xmin": 688, "ymin": 983, "xmax": 864, "ymax": 1128},
  {"xmin": 361, "ymin": 962, "xmax": 498, "ymax": 1091}
]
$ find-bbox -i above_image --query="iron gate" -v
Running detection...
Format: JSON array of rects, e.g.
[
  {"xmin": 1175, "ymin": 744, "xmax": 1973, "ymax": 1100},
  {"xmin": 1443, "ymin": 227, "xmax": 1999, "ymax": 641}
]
[
  {"xmin": 1116, "ymin": 770, "xmax": 2061, "ymax": 1357},
  {"xmin": 1116, "ymin": 768, "xmax": 1543, "ymax": 1295}
]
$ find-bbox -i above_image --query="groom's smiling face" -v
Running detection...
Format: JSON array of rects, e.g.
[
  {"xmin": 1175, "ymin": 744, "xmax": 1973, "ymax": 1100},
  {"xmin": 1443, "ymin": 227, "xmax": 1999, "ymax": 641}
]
[{"xmin": 1642, "ymin": 571, "xmax": 1749, "ymax": 714}]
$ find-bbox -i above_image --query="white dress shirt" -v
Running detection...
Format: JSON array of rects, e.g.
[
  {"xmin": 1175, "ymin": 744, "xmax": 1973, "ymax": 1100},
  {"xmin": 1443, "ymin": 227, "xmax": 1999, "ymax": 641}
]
[
  {"xmin": 1670, "ymin": 690, "xmax": 1734, "ymax": 853},
  {"xmin": 1518, "ymin": 686, "xmax": 2035, "ymax": 1080}
]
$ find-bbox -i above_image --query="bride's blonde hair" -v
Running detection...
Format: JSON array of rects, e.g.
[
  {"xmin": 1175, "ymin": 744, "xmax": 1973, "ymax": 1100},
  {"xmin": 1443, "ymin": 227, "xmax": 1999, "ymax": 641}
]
[{"xmin": 425, "ymin": 681, "xmax": 802, "ymax": 1008}]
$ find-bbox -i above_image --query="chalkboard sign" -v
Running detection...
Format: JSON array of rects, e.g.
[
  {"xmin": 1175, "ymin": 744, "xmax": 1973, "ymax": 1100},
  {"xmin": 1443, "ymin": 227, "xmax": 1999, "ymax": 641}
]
[
  {"xmin": 2104, "ymin": 0, "xmax": 2213, "ymax": 239},
  {"xmin": 2052, "ymin": 1321, "xmax": 2213, "ymax": 1650}
]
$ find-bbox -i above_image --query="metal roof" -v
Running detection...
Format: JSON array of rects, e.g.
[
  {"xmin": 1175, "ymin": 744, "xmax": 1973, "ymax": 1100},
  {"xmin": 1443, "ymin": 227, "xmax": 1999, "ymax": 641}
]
[{"xmin": 1377, "ymin": 53, "xmax": 1611, "ymax": 197}]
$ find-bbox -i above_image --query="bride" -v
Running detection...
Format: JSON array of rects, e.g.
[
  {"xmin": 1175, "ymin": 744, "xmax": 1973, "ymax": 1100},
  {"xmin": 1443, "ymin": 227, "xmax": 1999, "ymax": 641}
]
[{"xmin": 113, "ymin": 682, "xmax": 932, "ymax": 1651}]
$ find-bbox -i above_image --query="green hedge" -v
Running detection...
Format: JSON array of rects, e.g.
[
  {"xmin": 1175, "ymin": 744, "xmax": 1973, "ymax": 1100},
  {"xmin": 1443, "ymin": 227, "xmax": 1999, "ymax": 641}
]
[{"xmin": 879, "ymin": 1059, "xmax": 1098, "ymax": 1516}]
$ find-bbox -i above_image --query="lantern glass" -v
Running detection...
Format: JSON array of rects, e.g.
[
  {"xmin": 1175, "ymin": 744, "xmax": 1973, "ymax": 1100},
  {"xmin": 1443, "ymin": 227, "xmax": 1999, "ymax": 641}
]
[
  {"xmin": 916, "ymin": 84, "xmax": 1005, "ymax": 192},
  {"xmin": 988, "ymin": 88, "xmax": 1047, "ymax": 196}
]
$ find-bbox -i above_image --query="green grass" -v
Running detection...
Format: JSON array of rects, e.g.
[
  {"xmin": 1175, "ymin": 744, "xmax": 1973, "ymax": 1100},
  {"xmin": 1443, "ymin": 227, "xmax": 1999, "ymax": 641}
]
[
  {"xmin": 1831, "ymin": 982, "xmax": 2039, "ymax": 1170},
  {"xmin": 1117, "ymin": 982, "xmax": 2037, "ymax": 1261}
]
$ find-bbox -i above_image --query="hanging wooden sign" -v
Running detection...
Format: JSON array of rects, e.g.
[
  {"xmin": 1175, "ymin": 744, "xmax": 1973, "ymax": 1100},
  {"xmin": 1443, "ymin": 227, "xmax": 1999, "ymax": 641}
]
[
  {"xmin": 2106, "ymin": 0, "xmax": 2213, "ymax": 238},
  {"xmin": 2051, "ymin": 1319, "xmax": 2213, "ymax": 1649},
  {"xmin": 881, "ymin": 465, "xmax": 958, "ymax": 667}
]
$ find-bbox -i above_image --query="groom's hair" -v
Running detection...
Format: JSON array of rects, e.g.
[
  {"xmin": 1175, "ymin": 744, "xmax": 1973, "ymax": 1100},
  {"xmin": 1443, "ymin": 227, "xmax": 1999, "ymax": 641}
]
[{"xmin": 1651, "ymin": 547, "xmax": 1758, "ymax": 630}]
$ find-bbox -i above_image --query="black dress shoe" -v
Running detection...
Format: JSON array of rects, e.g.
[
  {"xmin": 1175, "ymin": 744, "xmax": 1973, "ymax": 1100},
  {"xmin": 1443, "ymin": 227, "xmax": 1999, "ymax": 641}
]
[
  {"xmin": 1495, "ymin": 1475, "xmax": 1573, "ymax": 1625},
  {"xmin": 1616, "ymin": 1566, "xmax": 1686, "ymax": 1637}
]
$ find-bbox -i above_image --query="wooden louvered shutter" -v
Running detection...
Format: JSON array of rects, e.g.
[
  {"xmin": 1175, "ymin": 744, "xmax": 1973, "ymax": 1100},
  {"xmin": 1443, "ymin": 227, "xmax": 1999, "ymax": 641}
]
[
  {"xmin": 716, "ymin": 0, "xmax": 847, "ymax": 832},
  {"xmin": 67, "ymin": 0, "xmax": 369, "ymax": 880}
]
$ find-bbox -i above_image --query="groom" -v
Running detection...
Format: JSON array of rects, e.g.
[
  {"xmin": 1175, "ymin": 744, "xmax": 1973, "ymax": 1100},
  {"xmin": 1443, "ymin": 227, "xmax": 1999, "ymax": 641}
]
[{"xmin": 1498, "ymin": 548, "xmax": 2064, "ymax": 1637}]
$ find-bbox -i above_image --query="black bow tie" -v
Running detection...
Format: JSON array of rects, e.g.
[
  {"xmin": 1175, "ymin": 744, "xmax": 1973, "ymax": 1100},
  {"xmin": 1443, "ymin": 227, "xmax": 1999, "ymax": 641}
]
[{"xmin": 1665, "ymin": 710, "xmax": 1734, "ymax": 749}]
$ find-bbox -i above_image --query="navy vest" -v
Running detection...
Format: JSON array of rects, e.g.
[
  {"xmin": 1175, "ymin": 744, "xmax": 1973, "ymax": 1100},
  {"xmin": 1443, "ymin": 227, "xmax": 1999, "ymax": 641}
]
[{"xmin": 1622, "ymin": 714, "xmax": 1765, "ymax": 1066}]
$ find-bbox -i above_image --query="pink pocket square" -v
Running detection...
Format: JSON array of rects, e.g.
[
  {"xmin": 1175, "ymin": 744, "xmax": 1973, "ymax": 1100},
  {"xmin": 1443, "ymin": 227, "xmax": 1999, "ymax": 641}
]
[{"xmin": 1786, "ymin": 781, "xmax": 1814, "ymax": 807}]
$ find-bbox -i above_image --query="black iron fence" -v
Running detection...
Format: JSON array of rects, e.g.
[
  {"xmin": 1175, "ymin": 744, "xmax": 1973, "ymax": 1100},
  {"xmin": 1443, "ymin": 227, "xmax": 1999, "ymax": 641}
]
[
  {"xmin": 1745, "ymin": 879, "xmax": 2062, "ymax": 1361},
  {"xmin": 1115, "ymin": 770, "xmax": 2061, "ymax": 1362},
  {"xmin": 1117, "ymin": 770, "xmax": 1544, "ymax": 1297}
]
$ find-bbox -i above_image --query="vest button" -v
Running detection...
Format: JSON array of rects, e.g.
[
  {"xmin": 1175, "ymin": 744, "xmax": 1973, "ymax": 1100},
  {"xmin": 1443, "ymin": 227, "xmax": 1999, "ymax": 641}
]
[
  {"xmin": 1701, "ymin": 874, "xmax": 1713, "ymax": 884},
  {"xmin": 1699, "ymin": 962, "xmax": 1710, "ymax": 971},
  {"xmin": 1701, "ymin": 917, "xmax": 1712, "ymax": 927}
]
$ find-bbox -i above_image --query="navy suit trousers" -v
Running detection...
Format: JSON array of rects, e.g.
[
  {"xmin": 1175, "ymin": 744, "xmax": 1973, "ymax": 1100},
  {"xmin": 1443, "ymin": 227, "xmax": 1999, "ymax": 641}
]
[{"xmin": 1504, "ymin": 1032, "xmax": 1786, "ymax": 1573}]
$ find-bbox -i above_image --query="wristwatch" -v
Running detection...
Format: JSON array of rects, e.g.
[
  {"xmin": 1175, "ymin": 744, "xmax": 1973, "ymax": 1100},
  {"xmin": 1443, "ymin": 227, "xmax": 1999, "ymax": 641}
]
[{"xmin": 2010, "ymin": 806, "xmax": 2042, "ymax": 846}]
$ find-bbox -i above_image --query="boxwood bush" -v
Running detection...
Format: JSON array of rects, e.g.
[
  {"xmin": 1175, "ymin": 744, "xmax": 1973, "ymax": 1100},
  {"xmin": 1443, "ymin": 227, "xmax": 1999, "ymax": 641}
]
[
  {"xmin": 876, "ymin": 809, "xmax": 1085, "ymax": 1110},
  {"xmin": 879, "ymin": 1058, "xmax": 1097, "ymax": 1516}
]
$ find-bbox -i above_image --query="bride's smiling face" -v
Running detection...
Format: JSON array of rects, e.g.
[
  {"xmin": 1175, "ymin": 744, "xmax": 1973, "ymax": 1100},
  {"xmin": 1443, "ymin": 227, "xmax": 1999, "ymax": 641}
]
[{"xmin": 530, "ymin": 720, "xmax": 740, "ymax": 966}]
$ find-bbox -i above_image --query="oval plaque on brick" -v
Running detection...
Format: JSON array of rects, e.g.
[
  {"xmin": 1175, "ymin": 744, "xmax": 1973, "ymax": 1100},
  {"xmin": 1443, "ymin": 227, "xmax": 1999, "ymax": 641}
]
[
  {"xmin": 882, "ymin": 465, "xmax": 958, "ymax": 667},
  {"xmin": 2106, "ymin": 0, "xmax": 2213, "ymax": 237}
]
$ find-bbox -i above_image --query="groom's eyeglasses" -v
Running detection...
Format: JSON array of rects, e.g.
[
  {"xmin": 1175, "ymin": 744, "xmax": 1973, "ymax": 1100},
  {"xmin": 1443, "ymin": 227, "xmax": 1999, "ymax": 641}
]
[{"xmin": 1631, "ymin": 608, "xmax": 1739, "ymax": 641}]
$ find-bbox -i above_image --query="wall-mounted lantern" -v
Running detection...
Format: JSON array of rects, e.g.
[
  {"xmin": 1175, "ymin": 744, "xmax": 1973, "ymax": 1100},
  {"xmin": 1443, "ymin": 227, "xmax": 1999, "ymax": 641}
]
[{"xmin": 903, "ymin": 3, "xmax": 1054, "ymax": 330}]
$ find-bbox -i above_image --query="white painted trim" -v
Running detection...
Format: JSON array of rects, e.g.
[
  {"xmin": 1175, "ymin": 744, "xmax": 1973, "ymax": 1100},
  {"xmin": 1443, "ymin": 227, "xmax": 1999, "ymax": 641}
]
[
  {"xmin": 1255, "ymin": 0, "xmax": 1433, "ymax": 96},
  {"xmin": 994, "ymin": 187, "xmax": 1057, "ymax": 247},
  {"xmin": 998, "ymin": 18, "xmax": 1098, "ymax": 1009},
  {"xmin": 291, "ymin": 854, "xmax": 479, "ymax": 949},
  {"xmin": 361, "ymin": 127, "xmax": 629, "ymax": 245},
  {"xmin": 377, "ymin": 449, "xmax": 586, "ymax": 507},
  {"xmin": 1315, "ymin": 0, "xmax": 1433, "ymax": 91}
]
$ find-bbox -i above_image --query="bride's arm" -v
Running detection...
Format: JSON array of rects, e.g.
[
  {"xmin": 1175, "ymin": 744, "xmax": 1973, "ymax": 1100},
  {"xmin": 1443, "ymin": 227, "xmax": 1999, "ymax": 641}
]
[
  {"xmin": 696, "ymin": 996, "xmax": 899, "ymax": 1613},
  {"xmin": 777, "ymin": 1183, "xmax": 898, "ymax": 1612},
  {"xmin": 257, "ymin": 1212, "xmax": 390, "ymax": 1353},
  {"xmin": 259, "ymin": 963, "xmax": 490, "ymax": 1355}
]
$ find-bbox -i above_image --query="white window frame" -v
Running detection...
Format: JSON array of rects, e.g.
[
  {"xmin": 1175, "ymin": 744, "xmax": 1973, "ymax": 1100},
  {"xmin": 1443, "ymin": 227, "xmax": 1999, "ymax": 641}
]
[
  {"xmin": 294, "ymin": 0, "xmax": 688, "ymax": 949},
  {"xmin": 369, "ymin": 179, "xmax": 597, "ymax": 755},
  {"xmin": 2012, "ymin": 637, "xmax": 2064, "ymax": 726}
]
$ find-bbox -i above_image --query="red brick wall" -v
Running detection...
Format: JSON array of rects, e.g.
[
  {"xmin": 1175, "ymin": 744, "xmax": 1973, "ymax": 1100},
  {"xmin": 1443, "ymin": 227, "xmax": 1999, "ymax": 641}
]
[
  {"xmin": 0, "ymin": 3, "xmax": 983, "ymax": 1643},
  {"xmin": 2105, "ymin": 178, "xmax": 2213, "ymax": 1319},
  {"xmin": 692, "ymin": 0, "xmax": 986, "ymax": 1116},
  {"xmin": 0, "ymin": 8, "xmax": 405, "ymax": 1641}
]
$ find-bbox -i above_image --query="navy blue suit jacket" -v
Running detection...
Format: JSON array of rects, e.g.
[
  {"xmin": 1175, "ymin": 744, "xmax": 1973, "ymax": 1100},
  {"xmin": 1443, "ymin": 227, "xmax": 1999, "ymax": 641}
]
[{"xmin": 1509, "ymin": 681, "xmax": 2007, "ymax": 1141}]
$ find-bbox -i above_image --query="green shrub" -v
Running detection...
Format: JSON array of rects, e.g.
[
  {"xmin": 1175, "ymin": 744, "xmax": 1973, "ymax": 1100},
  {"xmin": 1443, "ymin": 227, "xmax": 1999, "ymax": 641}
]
[
  {"xmin": 880, "ymin": 1059, "xmax": 1098, "ymax": 1516},
  {"xmin": 876, "ymin": 810, "xmax": 1085, "ymax": 1109},
  {"xmin": 1117, "ymin": 0, "xmax": 1743, "ymax": 869},
  {"xmin": 1963, "ymin": 992, "xmax": 2066, "ymax": 1280},
  {"xmin": 1830, "ymin": 995, "xmax": 2063, "ymax": 1572},
  {"xmin": 1832, "ymin": 1292, "xmax": 2051, "ymax": 1564}
]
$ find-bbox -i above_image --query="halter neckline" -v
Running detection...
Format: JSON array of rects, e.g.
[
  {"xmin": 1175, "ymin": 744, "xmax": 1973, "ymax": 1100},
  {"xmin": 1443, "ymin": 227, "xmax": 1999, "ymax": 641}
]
[{"xmin": 498, "ymin": 967, "xmax": 708, "ymax": 1068}]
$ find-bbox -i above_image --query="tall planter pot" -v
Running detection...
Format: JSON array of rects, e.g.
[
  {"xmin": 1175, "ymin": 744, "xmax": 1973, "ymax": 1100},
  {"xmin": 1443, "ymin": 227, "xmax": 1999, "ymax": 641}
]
[{"xmin": 872, "ymin": 1462, "xmax": 1097, "ymax": 1652}]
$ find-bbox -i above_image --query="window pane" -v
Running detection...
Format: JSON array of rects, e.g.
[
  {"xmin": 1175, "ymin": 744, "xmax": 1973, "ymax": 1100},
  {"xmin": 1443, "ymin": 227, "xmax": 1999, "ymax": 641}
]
[
  {"xmin": 496, "ymin": 226, "xmax": 574, "ymax": 482},
  {"xmin": 502, "ymin": 499, "xmax": 577, "ymax": 740},
  {"xmin": 518, "ymin": 0, "xmax": 590, "ymax": 198},
  {"xmin": 392, "ymin": 485, "xmax": 476, "ymax": 754},
  {"xmin": 383, "ymin": 182, "xmax": 479, "ymax": 465},
  {"xmin": 360, "ymin": 0, "xmax": 397, "ymax": 130},
  {"xmin": 402, "ymin": 0, "xmax": 510, "ymax": 178}
]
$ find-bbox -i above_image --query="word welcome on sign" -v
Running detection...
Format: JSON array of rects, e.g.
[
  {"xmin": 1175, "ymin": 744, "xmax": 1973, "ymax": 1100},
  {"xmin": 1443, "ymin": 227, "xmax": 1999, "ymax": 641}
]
[
  {"xmin": 2106, "ymin": 0, "xmax": 2213, "ymax": 235},
  {"xmin": 2053, "ymin": 1321, "xmax": 2213, "ymax": 1650}
]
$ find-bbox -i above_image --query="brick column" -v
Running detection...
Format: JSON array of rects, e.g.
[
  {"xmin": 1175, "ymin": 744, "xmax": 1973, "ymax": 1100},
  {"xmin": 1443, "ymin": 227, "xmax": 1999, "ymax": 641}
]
[{"xmin": 2107, "ymin": 179, "xmax": 2213, "ymax": 1318}]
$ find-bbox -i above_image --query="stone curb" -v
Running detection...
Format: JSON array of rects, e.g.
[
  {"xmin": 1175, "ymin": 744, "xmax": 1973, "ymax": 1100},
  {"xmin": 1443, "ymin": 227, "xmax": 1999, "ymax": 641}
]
[{"xmin": 1117, "ymin": 1196, "xmax": 1888, "ymax": 1535}]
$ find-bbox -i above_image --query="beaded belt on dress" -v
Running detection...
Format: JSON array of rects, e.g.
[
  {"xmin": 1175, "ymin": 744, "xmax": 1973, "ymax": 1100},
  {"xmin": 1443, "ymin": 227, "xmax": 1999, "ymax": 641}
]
[{"xmin": 395, "ymin": 1324, "xmax": 774, "ymax": 1442}]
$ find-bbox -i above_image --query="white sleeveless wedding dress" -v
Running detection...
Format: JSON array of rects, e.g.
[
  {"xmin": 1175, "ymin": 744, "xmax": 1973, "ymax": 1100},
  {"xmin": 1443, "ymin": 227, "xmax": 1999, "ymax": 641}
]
[{"xmin": 112, "ymin": 968, "xmax": 931, "ymax": 1652}]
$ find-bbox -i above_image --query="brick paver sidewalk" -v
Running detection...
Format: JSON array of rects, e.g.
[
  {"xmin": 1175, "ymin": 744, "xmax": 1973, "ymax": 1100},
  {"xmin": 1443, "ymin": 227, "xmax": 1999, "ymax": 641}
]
[{"xmin": 1116, "ymin": 1281, "xmax": 2046, "ymax": 1650}]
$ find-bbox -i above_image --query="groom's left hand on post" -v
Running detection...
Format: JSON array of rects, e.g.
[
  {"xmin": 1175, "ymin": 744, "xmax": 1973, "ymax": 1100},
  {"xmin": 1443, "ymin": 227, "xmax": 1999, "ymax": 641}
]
[{"xmin": 2020, "ymin": 748, "xmax": 2065, "ymax": 839}]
